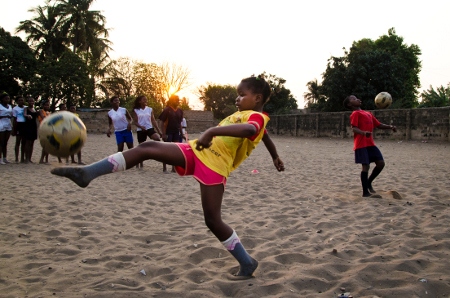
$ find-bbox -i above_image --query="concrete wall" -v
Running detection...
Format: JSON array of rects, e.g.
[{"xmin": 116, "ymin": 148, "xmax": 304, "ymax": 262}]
[
  {"xmin": 77, "ymin": 109, "xmax": 215, "ymax": 134},
  {"xmin": 77, "ymin": 107, "xmax": 450, "ymax": 142},
  {"xmin": 266, "ymin": 107, "xmax": 450, "ymax": 142}
]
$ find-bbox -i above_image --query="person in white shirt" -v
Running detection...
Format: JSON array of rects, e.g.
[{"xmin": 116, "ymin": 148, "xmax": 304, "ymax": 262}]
[
  {"xmin": 180, "ymin": 117, "xmax": 188, "ymax": 142},
  {"xmin": 12, "ymin": 96, "xmax": 27, "ymax": 163},
  {"xmin": 131, "ymin": 95, "xmax": 162, "ymax": 168},
  {"xmin": 106, "ymin": 96, "xmax": 134, "ymax": 152},
  {"xmin": 0, "ymin": 93, "xmax": 13, "ymax": 164}
]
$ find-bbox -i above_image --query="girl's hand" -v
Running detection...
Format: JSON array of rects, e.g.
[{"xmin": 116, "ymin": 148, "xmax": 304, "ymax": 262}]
[
  {"xmin": 196, "ymin": 131, "xmax": 213, "ymax": 151},
  {"xmin": 273, "ymin": 157, "xmax": 285, "ymax": 172},
  {"xmin": 391, "ymin": 125, "xmax": 397, "ymax": 132},
  {"xmin": 365, "ymin": 131, "xmax": 372, "ymax": 137}
]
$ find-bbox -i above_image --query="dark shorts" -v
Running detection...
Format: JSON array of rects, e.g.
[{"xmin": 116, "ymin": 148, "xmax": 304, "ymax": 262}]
[
  {"xmin": 137, "ymin": 128, "xmax": 156, "ymax": 143},
  {"xmin": 114, "ymin": 129, "xmax": 133, "ymax": 145},
  {"xmin": 165, "ymin": 132, "xmax": 180, "ymax": 143},
  {"xmin": 15, "ymin": 122, "xmax": 26, "ymax": 136},
  {"xmin": 355, "ymin": 146, "xmax": 384, "ymax": 164}
]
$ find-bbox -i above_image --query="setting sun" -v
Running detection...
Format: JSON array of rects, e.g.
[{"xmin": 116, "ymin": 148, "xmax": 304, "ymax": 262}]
[{"xmin": 168, "ymin": 85, "xmax": 177, "ymax": 97}]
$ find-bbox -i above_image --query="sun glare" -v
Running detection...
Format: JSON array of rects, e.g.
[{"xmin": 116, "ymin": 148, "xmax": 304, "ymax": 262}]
[{"xmin": 168, "ymin": 85, "xmax": 177, "ymax": 97}]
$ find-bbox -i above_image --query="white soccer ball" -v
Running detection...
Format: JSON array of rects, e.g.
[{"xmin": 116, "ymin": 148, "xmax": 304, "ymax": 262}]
[
  {"xmin": 374, "ymin": 92, "xmax": 393, "ymax": 109},
  {"xmin": 38, "ymin": 111, "xmax": 87, "ymax": 157}
]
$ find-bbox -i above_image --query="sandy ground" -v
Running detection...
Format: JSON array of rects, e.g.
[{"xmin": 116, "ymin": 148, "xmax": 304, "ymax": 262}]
[{"xmin": 1, "ymin": 134, "xmax": 449, "ymax": 298}]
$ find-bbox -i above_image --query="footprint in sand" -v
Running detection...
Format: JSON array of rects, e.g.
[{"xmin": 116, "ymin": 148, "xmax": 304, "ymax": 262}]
[{"xmin": 389, "ymin": 190, "xmax": 403, "ymax": 200}]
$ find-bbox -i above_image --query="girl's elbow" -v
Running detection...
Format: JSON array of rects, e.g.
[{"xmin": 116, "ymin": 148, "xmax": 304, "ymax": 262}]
[{"xmin": 245, "ymin": 125, "xmax": 257, "ymax": 137}]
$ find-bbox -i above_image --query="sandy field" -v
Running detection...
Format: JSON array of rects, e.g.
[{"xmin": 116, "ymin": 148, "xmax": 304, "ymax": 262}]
[{"xmin": 1, "ymin": 133, "xmax": 449, "ymax": 298}]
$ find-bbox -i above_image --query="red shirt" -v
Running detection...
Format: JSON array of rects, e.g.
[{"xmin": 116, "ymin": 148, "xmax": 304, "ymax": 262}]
[{"xmin": 350, "ymin": 110, "xmax": 381, "ymax": 150}]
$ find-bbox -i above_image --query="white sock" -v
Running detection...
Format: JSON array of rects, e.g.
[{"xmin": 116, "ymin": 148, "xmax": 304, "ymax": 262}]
[
  {"xmin": 107, "ymin": 152, "xmax": 126, "ymax": 172},
  {"xmin": 221, "ymin": 230, "xmax": 240, "ymax": 250}
]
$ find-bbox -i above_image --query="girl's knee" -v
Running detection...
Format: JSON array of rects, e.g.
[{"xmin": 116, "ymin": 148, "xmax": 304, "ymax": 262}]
[
  {"xmin": 376, "ymin": 161, "xmax": 385, "ymax": 168},
  {"xmin": 204, "ymin": 216, "xmax": 222, "ymax": 231},
  {"xmin": 138, "ymin": 141, "xmax": 157, "ymax": 149}
]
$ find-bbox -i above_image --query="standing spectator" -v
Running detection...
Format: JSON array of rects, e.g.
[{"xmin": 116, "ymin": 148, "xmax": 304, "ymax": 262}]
[
  {"xmin": 12, "ymin": 96, "xmax": 27, "ymax": 163},
  {"xmin": 23, "ymin": 97, "xmax": 39, "ymax": 163},
  {"xmin": 180, "ymin": 117, "xmax": 188, "ymax": 142},
  {"xmin": 38, "ymin": 100, "xmax": 51, "ymax": 164},
  {"xmin": 0, "ymin": 93, "xmax": 13, "ymax": 164},
  {"xmin": 131, "ymin": 95, "xmax": 162, "ymax": 168},
  {"xmin": 159, "ymin": 94, "xmax": 183, "ymax": 173},
  {"xmin": 106, "ymin": 96, "xmax": 134, "ymax": 153}
]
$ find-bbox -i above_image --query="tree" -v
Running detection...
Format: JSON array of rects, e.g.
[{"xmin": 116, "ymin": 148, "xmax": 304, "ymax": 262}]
[
  {"xmin": 418, "ymin": 84, "xmax": 450, "ymax": 108},
  {"xmin": 260, "ymin": 72, "xmax": 298, "ymax": 114},
  {"xmin": 56, "ymin": 0, "xmax": 111, "ymax": 57},
  {"xmin": 100, "ymin": 57, "xmax": 136, "ymax": 100},
  {"xmin": 16, "ymin": 1, "xmax": 68, "ymax": 60},
  {"xmin": 28, "ymin": 51, "xmax": 91, "ymax": 110},
  {"xmin": 0, "ymin": 28, "xmax": 38, "ymax": 96},
  {"xmin": 304, "ymin": 79, "xmax": 325, "ymax": 109},
  {"xmin": 179, "ymin": 97, "xmax": 191, "ymax": 111},
  {"xmin": 159, "ymin": 62, "xmax": 191, "ymax": 105},
  {"xmin": 133, "ymin": 62, "xmax": 165, "ymax": 109},
  {"xmin": 315, "ymin": 28, "xmax": 421, "ymax": 111},
  {"xmin": 197, "ymin": 84, "xmax": 237, "ymax": 120}
]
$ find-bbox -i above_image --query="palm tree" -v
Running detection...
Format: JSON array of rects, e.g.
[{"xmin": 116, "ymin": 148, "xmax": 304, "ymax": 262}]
[
  {"xmin": 56, "ymin": 0, "xmax": 111, "ymax": 57},
  {"xmin": 419, "ymin": 84, "xmax": 450, "ymax": 107},
  {"xmin": 304, "ymin": 79, "xmax": 325, "ymax": 107},
  {"xmin": 16, "ymin": 1, "xmax": 68, "ymax": 60}
]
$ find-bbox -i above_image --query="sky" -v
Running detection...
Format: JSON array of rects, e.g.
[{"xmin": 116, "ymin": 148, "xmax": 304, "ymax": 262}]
[{"xmin": 3, "ymin": 0, "xmax": 450, "ymax": 109}]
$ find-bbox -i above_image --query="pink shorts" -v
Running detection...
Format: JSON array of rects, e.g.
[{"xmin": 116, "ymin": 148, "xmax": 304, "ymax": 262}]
[{"xmin": 175, "ymin": 143, "xmax": 227, "ymax": 186}]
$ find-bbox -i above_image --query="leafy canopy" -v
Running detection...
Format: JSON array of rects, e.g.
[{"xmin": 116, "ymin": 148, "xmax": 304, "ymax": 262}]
[
  {"xmin": 0, "ymin": 27, "xmax": 38, "ymax": 96},
  {"xmin": 418, "ymin": 84, "xmax": 450, "ymax": 108},
  {"xmin": 307, "ymin": 28, "xmax": 421, "ymax": 111}
]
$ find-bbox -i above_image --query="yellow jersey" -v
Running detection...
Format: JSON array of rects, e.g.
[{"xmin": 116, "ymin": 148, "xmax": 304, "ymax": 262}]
[{"xmin": 189, "ymin": 110, "xmax": 269, "ymax": 178}]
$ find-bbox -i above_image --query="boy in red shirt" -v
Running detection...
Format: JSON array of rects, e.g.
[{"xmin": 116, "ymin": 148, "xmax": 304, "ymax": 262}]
[{"xmin": 344, "ymin": 95, "xmax": 397, "ymax": 197}]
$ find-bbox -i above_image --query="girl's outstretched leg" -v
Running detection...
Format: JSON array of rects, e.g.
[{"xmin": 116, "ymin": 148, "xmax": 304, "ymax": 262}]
[
  {"xmin": 200, "ymin": 184, "xmax": 258, "ymax": 279},
  {"xmin": 51, "ymin": 152, "xmax": 126, "ymax": 187},
  {"xmin": 51, "ymin": 142, "xmax": 185, "ymax": 187}
]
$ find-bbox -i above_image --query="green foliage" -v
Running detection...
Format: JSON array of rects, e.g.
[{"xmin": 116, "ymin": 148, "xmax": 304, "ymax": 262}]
[
  {"xmin": 27, "ymin": 51, "xmax": 91, "ymax": 110},
  {"xmin": 16, "ymin": 0, "xmax": 110, "ymax": 107},
  {"xmin": 56, "ymin": 0, "xmax": 111, "ymax": 57},
  {"xmin": 16, "ymin": 3, "xmax": 69, "ymax": 60},
  {"xmin": 304, "ymin": 79, "xmax": 325, "ymax": 108},
  {"xmin": 0, "ymin": 27, "xmax": 38, "ymax": 96},
  {"xmin": 197, "ymin": 84, "xmax": 237, "ymax": 120},
  {"xmin": 197, "ymin": 72, "xmax": 297, "ymax": 119},
  {"xmin": 313, "ymin": 28, "xmax": 421, "ymax": 111},
  {"xmin": 133, "ymin": 61, "xmax": 165, "ymax": 108},
  {"xmin": 418, "ymin": 84, "xmax": 450, "ymax": 108},
  {"xmin": 260, "ymin": 72, "xmax": 298, "ymax": 114},
  {"xmin": 179, "ymin": 97, "xmax": 191, "ymax": 112}
]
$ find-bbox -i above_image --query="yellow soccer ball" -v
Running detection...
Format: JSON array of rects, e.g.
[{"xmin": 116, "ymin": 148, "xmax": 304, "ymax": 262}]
[{"xmin": 39, "ymin": 111, "xmax": 87, "ymax": 157}]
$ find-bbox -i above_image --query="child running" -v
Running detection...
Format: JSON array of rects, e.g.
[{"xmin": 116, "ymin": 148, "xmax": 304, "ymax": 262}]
[
  {"xmin": 51, "ymin": 75, "xmax": 285, "ymax": 279},
  {"xmin": 343, "ymin": 95, "xmax": 397, "ymax": 198}
]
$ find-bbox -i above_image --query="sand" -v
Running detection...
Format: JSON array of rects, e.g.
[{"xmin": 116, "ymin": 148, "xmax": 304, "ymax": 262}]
[{"xmin": 1, "ymin": 134, "xmax": 450, "ymax": 298}]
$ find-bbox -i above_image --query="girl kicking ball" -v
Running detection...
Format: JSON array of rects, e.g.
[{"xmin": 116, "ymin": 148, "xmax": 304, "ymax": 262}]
[{"xmin": 52, "ymin": 75, "xmax": 285, "ymax": 279}]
